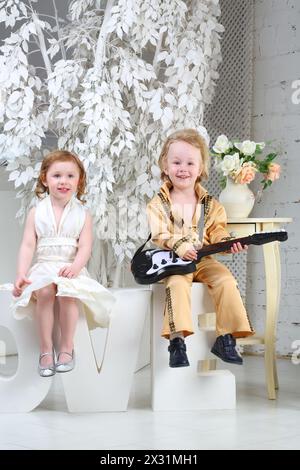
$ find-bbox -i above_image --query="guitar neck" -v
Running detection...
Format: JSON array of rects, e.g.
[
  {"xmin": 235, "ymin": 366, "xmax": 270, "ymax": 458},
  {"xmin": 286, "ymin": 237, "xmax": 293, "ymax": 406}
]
[{"xmin": 197, "ymin": 235, "xmax": 253, "ymax": 261}]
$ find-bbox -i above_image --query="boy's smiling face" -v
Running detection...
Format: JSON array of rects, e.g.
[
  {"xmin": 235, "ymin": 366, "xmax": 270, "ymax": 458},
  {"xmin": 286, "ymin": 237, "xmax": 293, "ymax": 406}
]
[{"xmin": 164, "ymin": 140, "xmax": 202, "ymax": 190}]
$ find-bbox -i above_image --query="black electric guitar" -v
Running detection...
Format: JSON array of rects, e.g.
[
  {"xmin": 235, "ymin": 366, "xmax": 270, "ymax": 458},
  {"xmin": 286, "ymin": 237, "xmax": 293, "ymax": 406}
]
[{"xmin": 131, "ymin": 230, "xmax": 288, "ymax": 285}]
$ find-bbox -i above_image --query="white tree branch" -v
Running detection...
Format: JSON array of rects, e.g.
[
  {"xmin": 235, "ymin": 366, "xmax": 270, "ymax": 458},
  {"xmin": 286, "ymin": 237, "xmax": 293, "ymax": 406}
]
[
  {"xmin": 32, "ymin": 13, "xmax": 52, "ymax": 77},
  {"xmin": 152, "ymin": 27, "xmax": 164, "ymax": 75},
  {"xmin": 52, "ymin": 0, "xmax": 66, "ymax": 60},
  {"xmin": 94, "ymin": 0, "xmax": 114, "ymax": 72}
]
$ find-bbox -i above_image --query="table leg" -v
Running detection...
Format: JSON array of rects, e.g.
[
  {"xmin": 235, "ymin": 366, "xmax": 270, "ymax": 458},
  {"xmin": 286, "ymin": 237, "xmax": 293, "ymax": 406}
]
[{"xmin": 262, "ymin": 223, "xmax": 281, "ymax": 399}]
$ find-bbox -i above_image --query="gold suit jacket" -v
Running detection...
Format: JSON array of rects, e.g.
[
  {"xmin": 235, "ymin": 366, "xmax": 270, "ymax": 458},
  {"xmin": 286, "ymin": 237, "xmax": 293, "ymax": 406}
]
[{"xmin": 146, "ymin": 181, "xmax": 231, "ymax": 258}]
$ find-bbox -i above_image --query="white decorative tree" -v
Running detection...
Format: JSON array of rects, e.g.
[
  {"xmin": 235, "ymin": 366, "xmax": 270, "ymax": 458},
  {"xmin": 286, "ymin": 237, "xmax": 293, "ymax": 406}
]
[{"xmin": 0, "ymin": 0, "xmax": 223, "ymax": 285}]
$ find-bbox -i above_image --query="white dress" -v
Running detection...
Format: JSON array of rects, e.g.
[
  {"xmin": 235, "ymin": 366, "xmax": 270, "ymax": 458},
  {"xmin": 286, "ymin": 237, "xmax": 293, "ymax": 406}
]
[{"xmin": 6, "ymin": 195, "xmax": 115, "ymax": 328}]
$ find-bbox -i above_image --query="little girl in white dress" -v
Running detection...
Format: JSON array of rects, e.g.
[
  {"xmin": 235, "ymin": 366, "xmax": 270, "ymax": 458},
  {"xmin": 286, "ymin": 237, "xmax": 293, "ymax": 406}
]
[{"xmin": 5, "ymin": 150, "xmax": 115, "ymax": 377}]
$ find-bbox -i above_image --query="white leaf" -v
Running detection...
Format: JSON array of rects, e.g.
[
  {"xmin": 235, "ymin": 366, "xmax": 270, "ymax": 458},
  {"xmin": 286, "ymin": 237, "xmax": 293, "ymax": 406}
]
[
  {"xmin": 15, "ymin": 176, "xmax": 23, "ymax": 188},
  {"xmin": 161, "ymin": 114, "xmax": 171, "ymax": 129},
  {"xmin": 125, "ymin": 131, "xmax": 135, "ymax": 141},
  {"xmin": 178, "ymin": 94, "xmax": 188, "ymax": 108},
  {"xmin": 20, "ymin": 2, "xmax": 27, "ymax": 16},
  {"xmin": 186, "ymin": 99, "xmax": 194, "ymax": 113},
  {"xmin": 18, "ymin": 48, "xmax": 27, "ymax": 65},
  {"xmin": 19, "ymin": 65, "xmax": 28, "ymax": 81},
  {"xmin": 49, "ymin": 43, "xmax": 60, "ymax": 59},
  {"xmin": 22, "ymin": 40, "xmax": 28, "ymax": 53},
  {"xmin": 7, "ymin": 161, "xmax": 19, "ymax": 171},
  {"xmin": 157, "ymin": 51, "xmax": 168, "ymax": 62},
  {"xmin": 151, "ymin": 165, "xmax": 160, "ymax": 177},
  {"xmin": 136, "ymin": 173, "xmax": 148, "ymax": 186},
  {"xmin": 27, "ymin": 22, "xmax": 36, "ymax": 35},
  {"xmin": 152, "ymin": 107, "xmax": 162, "ymax": 121},
  {"xmin": 178, "ymin": 82, "xmax": 187, "ymax": 95},
  {"xmin": 8, "ymin": 91, "xmax": 21, "ymax": 104},
  {"xmin": 165, "ymin": 94, "xmax": 175, "ymax": 105},
  {"xmin": 114, "ymin": 244, "xmax": 123, "ymax": 256},
  {"xmin": 4, "ymin": 120, "xmax": 17, "ymax": 131},
  {"xmin": 164, "ymin": 107, "xmax": 173, "ymax": 120},
  {"xmin": 61, "ymin": 102, "xmax": 72, "ymax": 109},
  {"xmin": 174, "ymin": 57, "xmax": 185, "ymax": 68},
  {"xmin": 8, "ymin": 170, "xmax": 20, "ymax": 181}
]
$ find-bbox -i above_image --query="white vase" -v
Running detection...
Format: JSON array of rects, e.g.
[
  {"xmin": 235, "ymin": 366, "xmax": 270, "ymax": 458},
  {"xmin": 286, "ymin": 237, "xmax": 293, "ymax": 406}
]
[{"xmin": 219, "ymin": 177, "xmax": 255, "ymax": 218}]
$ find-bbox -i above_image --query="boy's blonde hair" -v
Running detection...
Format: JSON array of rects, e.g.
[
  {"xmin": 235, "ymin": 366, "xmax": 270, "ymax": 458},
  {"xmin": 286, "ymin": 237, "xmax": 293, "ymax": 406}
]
[
  {"xmin": 158, "ymin": 128, "xmax": 210, "ymax": 183},
  {"xmin": 35, "ymin": 150, "xmax": 87, "ymax": 202}
]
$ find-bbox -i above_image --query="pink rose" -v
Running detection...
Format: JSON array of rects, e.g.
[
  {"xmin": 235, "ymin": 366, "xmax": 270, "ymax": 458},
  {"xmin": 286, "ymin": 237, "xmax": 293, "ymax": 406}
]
[
  {"xmin": 265, "ymin": 163, "xmax": 281, "ymax": 182},
  {"xmin": 235, "ymin": 163, "xmax": 257, "ymax": 184}
]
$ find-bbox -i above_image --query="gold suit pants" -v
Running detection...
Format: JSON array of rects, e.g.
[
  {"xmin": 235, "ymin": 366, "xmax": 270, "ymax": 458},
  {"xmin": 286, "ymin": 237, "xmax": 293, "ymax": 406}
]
[{"xmin": 162, "ymin": 256, "xmax": 254, "ymax": 339}]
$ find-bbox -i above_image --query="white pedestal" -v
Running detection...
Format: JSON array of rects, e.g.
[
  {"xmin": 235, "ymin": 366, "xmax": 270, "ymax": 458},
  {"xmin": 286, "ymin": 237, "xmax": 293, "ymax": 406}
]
[{"xmin": 151, "ymin": 283, "xmax": 236, "ymax": 411}]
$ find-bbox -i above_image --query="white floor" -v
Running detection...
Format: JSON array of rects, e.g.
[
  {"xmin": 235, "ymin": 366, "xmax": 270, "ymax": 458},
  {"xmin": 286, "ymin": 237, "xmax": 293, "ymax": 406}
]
[{"xmin": 0, "ymin": 356, "xmax": 300, "ymax": 450}]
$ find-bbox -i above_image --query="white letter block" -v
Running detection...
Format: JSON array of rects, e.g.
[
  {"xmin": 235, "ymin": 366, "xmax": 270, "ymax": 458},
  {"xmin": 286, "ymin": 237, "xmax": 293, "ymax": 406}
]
[
  {"xmin": 0, "ymin": 290, "xmax": 52, "ymax": 412},
  {"xmin": 0, "ymin": 288, "xmax": 151, "ymax": 412},
  {"xmin": 152, "ymin": 283, "xmax": 236, "ymax": 411},
  {"xmin": 62, "ymin": 288, "xmax": 151, "ymax": 412}
]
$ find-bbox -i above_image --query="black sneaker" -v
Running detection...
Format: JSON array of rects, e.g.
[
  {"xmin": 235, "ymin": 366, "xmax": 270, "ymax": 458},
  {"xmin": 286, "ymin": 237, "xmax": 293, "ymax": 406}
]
[
  {"xmin": 168, "ymin": 337, "xmax": 190, "ymax": 368},
  {"xmin": 211, "ymin": 333, "xmax": 243, "ymax": 365}
]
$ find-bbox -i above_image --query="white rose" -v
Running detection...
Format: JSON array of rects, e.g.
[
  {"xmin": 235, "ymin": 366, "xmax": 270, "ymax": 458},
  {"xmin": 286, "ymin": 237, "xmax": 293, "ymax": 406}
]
[
  {"xmin": 240, "ymin": 140, "xmax": 256, "ymax": 156},
  {"xmin": 257, "ymin": 142, "xmax": 266, "ymax": 150},
  {"xmin": 213, "ymin": 134, "xmax": 232, "ymax": 154},
  {"xmin": 219, "ymin": 153, "xmax": 241, "ymax": 176}
]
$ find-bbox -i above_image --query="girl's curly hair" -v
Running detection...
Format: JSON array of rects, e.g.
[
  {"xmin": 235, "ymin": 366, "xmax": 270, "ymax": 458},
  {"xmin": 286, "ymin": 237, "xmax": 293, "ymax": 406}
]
[{"xmin": 35, "ymin": 150, "xmax": 87, "ymax": 203}]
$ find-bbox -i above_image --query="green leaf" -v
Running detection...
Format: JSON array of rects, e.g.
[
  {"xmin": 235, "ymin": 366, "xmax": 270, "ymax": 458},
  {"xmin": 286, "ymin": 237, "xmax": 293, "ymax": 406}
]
[
  {"xmin": 220, "ymin": 176, "xmax": 227, "ymax": 189},
  {"xmin": 265, "ymin": 153, "xmax": 277, "ymax": 161}
]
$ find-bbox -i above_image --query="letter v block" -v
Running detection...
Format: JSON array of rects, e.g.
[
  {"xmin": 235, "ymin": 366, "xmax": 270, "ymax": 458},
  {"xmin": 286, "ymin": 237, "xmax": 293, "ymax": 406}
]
[
  {"xmin": 0, "ymin": 288, "xmax": 151, "ymax": 412},
  {"xmin": 151, "ymin": 283, "xmax": 236, "ymax": 410},
  {"xmin": 60, "ymin": 288, "xmax": 151, "ymax": 412}
]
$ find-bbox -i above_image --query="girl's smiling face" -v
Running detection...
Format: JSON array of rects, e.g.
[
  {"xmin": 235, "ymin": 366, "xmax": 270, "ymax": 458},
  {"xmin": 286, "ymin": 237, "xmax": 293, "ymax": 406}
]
[{"xmin": 43, "ymin": 160, "xmax": 80, "ymax": 202}]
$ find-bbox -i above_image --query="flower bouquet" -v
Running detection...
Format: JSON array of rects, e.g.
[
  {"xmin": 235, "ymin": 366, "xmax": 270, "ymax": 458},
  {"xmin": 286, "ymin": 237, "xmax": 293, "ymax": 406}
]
[{"xmin": 211, "ymin": 135, "xmax": 281, "ymax": 191}]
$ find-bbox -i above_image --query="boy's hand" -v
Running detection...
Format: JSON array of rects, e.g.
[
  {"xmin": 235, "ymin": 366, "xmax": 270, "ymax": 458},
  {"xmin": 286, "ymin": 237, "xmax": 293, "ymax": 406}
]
[
  {"xmin": 230, "ymin": 242, "xmax": 248, "ymax": 254},
  {"xmin": 58, "ymin": 263, "xmax": 81, "ymax": 279},
  {"xmin": 13, "ymin": 276, "xmax": 31, "ymax": 297},
  {"xmin": 193, "ymin": 242, "xmax": 203, "ymax": 251},
  {"xmin": 182, "ymin": 249, "xmax": 198, "ymax": 261}
]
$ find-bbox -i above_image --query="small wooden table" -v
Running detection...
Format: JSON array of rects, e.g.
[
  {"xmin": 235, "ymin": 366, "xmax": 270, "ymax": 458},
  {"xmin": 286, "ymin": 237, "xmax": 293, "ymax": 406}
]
[{"xmin": 227, "ymin": 217, "xmax": 292, "ymax": 399}]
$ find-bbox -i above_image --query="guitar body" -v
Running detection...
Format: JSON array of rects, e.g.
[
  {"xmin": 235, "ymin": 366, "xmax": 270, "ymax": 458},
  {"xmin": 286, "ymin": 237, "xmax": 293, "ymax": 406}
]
[
  {"xmin": 131, "ymin": 249, "xmax": 196, "ymax": 284},
  {"xmin": 131, "ymin": 230, "xmax": 288, "ymax": 285}
]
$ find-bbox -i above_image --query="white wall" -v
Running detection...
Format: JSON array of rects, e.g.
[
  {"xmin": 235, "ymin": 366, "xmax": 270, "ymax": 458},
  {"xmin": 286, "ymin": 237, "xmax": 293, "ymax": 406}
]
[
  {"xmin": 0, "ymin": 175, "xmax": 23, "ymax": 354},
  {"xmin": 247, "ymin": 0, "xmax": 300, "ymax": 356},
  {"xmin": 0, "ymin": 190, "xmax": 22, "ymax": 284}
]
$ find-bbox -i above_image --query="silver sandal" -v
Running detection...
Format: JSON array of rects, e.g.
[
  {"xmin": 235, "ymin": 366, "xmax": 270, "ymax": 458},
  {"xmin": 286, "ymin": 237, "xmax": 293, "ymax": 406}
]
[
  {"xmin": 55, "ymin": 350, "xmax": 75, "ymax": 373},
  {"xmin": 38, "ymin": 351, "xmax": 56, "ymax": 377}
]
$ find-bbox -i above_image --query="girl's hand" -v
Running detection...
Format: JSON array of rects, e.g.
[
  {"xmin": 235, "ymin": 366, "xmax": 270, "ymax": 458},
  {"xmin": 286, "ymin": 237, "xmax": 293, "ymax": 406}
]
[
  {"xmin": 231, "ymin": 242, "xmax": 248, "ymax": 254},
  {"xmin": 58, "ymin": 264, "xmax": 81, "ymax": 279},
  {"xmin": 13, "ymin": 276, "xmax": 31, "ymax": 297},
  {"xmin": 182, "ymin": 249, "xmax": 198, "ymax": 261}
]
